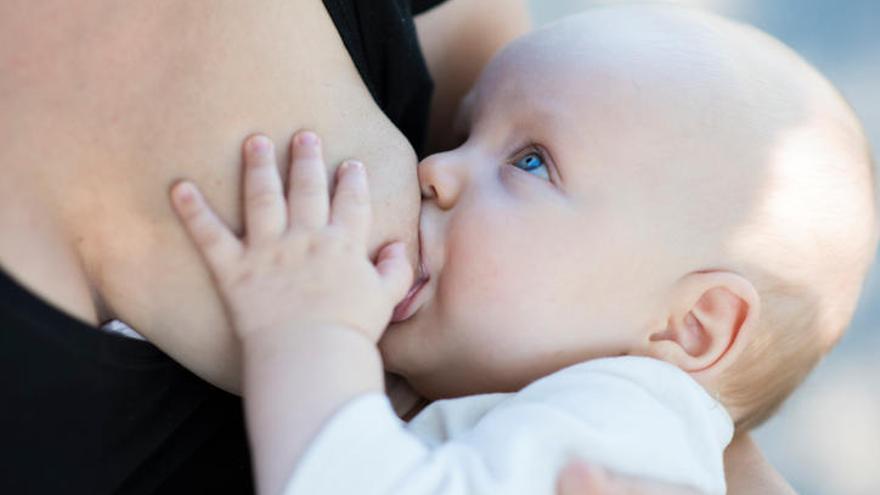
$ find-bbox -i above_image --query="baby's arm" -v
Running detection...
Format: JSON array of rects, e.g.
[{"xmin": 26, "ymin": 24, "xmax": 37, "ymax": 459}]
[
  {"xmin": 284, "ymin": 359, "xmax": 728, "ymax": 495},
  {"xmin": 169, "ymin": 131, "xmax": 412, "ymax": 495}
]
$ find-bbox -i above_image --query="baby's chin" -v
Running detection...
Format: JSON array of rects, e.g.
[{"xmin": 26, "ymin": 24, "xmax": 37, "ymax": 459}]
[
  {"xmin": 378, "ymin": 327, "xmax": 463, "ymax": 399},
  {"xmin": 377, "ymin": 323, "xmax": 420, "ymax": 376},
  {"xmin": 381, "ymin": 344, "xmax": 543, "ymax": 401}
]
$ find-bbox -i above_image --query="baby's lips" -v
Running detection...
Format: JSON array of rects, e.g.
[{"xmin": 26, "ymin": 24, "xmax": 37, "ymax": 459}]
[
  {"xmin": 391, "ymin": 269, "xmax": 429, "ymax": 323},
  {"xmin": 391, "ymin": 222, "xmax": 436, "ymax": 322},
  {"xmin": 391, "ymin": 291, "xmax": 415, "ymax": 323}
]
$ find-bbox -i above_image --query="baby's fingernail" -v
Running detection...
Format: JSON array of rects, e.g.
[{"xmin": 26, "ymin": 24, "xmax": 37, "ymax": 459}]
[
  {"xmin": 296, "ymin": 131, "xmax": 319, "ymax": 147},
  {"xmin": 381, "ymin": 242, "xmax": 406, "ymax": 260},
  {"xmin": 340, "ymin": 160, "xmax": 364, "ymax": 177},
  {"xmin": 248, "ymin": 135, "xmax": 271, "ymax": 154},
  {"xmin": 173, "ymin": 182, "xmax": 196, "ymax": 205}
]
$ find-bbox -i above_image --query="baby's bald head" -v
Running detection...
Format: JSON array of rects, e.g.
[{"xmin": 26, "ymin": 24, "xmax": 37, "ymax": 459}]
[
  {"xmin": 383, "ymin": 5, "xmax": 875, "ymax": 420},
  {"xmin": 504, "ymin": 5, "xmax": 878, "ymax": 428}
]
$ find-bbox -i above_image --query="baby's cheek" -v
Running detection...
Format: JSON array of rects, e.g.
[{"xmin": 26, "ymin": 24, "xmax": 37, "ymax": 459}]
[
  {"xmin": 438, "ymin": 257, "xmax": 514, "ymax": 340},
  {"xmin": 445, "ymin": 220, "xmax": 527, "ymax": 302}
]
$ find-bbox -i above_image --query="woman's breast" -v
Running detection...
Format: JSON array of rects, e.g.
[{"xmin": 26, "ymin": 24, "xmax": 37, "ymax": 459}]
[{"xmin": 1, "ymin": 0, "xmax": 421, "ymax": 391}]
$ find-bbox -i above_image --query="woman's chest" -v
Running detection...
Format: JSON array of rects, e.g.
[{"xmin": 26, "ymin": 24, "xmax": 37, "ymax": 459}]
[{"xmin": 0, "ymin": 0, "xmax": 424, "ymax": 391}]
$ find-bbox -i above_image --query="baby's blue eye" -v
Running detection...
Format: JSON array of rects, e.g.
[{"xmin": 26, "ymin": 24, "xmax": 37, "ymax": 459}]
[{"xmin": 512, "ymin": 151, "xmax": 550, "ymax": 180}]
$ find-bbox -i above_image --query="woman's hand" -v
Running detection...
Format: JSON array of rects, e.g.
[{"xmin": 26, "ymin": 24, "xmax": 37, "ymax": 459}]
[
  {"xmin": 557, "ymin": 433, "xmax": 798, "ymax": 495},
  {"xmin": 557, "ymin": 461, "xmax": 702, "ymax": 495},
  {"xmin": 170, "ymin": 131, "xmax": 412, "ymax": 345}
]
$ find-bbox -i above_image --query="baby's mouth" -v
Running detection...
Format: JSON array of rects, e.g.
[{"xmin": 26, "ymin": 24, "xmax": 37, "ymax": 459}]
[{"xmin": 391, "ymin": 233, "xmax": 430, "ymax": 323}]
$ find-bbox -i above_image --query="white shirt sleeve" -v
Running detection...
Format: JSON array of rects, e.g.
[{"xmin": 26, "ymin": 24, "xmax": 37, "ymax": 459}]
[{"xmin": 282, "ymin": 357, "xmax": 732, "ymax": 495}]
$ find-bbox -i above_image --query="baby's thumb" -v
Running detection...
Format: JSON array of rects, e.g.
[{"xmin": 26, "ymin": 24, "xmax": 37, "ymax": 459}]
[{"xmin": 376, "ymin": 242, "xmax": 414, "ymax": 305}]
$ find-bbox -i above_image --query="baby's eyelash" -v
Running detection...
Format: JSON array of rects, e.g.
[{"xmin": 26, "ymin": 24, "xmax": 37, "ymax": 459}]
[
  {"xmin": 510, "ymin": 145, "xmax": 546, "ymax": 163},
  {"xmin": 508, "ymin": 145, "xmax": 552, "ymax": 181}
]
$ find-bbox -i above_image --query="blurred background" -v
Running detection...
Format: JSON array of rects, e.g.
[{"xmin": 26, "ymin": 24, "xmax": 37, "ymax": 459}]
[{"xmin": 526, "ymin": 1, "xmax": 879, "ymax": 494}]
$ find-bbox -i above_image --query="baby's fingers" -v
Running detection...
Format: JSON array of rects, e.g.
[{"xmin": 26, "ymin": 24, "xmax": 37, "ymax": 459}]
[
  {"xmin": 375, "ymin": 242, "xmax": 414, "ymax": 307},
  {"xmin": 243, "ymin": 135, "xmax": 287, "ymax": 243},
  {"xmin": 330, "ymin": 160, "xmax": 370, "ymax": 248},
  {"xmin": 288, "ymin": 131, "xmax": 329, "ymax": 229},
  {"xmin": 171, "ymin": 181, "xmax": 243, "ymax": 271}
]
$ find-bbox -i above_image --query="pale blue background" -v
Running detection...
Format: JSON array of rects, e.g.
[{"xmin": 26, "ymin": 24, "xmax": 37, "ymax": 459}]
[{"xmin": 527, "ymin": 2, "xmax": 879, "ymax": 494}]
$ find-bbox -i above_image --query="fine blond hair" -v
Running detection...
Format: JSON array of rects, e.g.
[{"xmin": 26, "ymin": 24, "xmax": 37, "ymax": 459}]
[{"xmin": 722, "ymin": 120, "xmax": 877, "ymax": 431}]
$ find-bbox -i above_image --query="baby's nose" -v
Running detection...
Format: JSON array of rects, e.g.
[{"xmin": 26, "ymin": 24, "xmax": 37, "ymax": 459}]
[{"xmin": 418, "ymin": 152, "xmax": 465, "ymax": 210}]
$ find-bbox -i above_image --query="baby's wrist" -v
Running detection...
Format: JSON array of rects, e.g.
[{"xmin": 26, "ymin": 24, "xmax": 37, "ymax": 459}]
[
  {"xmin": 240, "ymin": 322, "xmax": 385, "ymax": 410},
  {"xmin": 240, "ymin": 322, "xmax": 380, "ymax": 365}
]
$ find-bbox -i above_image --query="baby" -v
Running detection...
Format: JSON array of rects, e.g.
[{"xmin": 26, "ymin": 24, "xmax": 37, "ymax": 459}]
[{"xmin": 170, "ymin": 5, "xmax": 877, "ymax": 495}]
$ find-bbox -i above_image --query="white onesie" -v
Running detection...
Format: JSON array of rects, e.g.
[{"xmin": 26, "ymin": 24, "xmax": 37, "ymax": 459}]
[{"xmin": 283, "ymin": 356, "xmax": 733, "ymax": 495}]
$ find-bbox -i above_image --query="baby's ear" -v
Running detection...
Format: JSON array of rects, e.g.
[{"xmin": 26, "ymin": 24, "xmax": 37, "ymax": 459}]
[{"xmin": 646, "ymin": 271, "xmax": 760, "ymax": 379}]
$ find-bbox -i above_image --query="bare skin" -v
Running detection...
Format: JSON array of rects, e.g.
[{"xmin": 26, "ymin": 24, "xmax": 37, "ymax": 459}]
[
  {"xmin": 0, "ymin": 0, "xmax": 527, "ymax": 392},
  {"xmin": 0, "ymin": 1, "xmax": 797, "ymax": 492}
]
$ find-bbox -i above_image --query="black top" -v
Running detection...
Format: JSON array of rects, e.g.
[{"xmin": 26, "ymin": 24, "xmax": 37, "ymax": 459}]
[
  {"xmin": 0, "ymin": 269, "xmax": 252, "ymax": 494},
  {"xmin": 323, "ymin": 0, "xmax": 446, "ymax": 157},
  {"xmin": 0, "ymin": 1, "xmax": 444, "ymax": 493}
]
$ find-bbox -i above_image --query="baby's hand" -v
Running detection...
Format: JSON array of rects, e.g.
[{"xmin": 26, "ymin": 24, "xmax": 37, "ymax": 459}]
[{"xmin": 170, "ymin": 131, "xmax": 413, "ymax": 344}]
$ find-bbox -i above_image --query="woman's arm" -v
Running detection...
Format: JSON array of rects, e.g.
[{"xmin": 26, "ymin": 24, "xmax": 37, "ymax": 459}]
[
  {"xmin": 415, "ymin": 0, "xmax": 532, "ymax": 152},
  {"xmin": 724, "ymin": 433, "xmax": 797, "ymax": 495}
]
